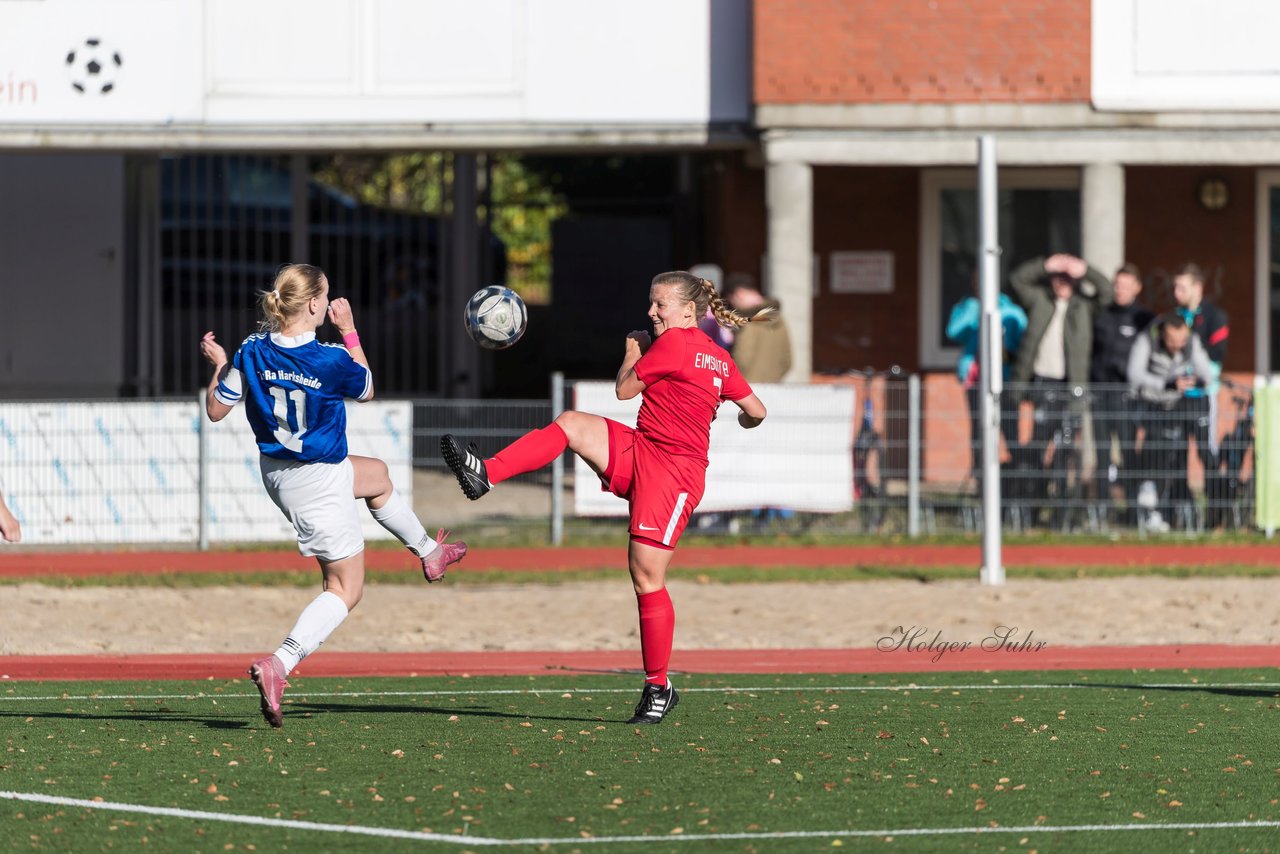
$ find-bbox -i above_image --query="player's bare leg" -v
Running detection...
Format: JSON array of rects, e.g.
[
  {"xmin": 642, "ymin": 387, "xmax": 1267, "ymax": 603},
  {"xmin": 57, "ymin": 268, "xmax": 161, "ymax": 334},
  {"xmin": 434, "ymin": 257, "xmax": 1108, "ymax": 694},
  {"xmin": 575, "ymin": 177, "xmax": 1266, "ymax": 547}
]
[
  {"xmin": 443, "ymin": 409, "xmax": 610, "ymax": 500},
  {"xmin": 350, "ymin": 455, "xmax": 466, "ymax": 582},
  {"xmin": 249, "ymin": 552, "xmax": 363, "ymax": 728},
  {"xmin": 554, "ymin": 411, "xmax": 611, "ymax": 476}
]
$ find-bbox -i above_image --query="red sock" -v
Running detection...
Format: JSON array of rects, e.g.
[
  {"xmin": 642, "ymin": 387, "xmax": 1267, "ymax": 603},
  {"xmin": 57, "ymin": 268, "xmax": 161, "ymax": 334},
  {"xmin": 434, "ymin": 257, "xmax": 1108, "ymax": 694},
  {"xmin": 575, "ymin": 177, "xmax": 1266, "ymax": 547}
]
[
  {"xmin": 485, "ymin": 423, "xmax": 569, "ymax": 485},
  {"xmin": 637, "ymin": 588, "xmax": 675, "ymax": 686}
]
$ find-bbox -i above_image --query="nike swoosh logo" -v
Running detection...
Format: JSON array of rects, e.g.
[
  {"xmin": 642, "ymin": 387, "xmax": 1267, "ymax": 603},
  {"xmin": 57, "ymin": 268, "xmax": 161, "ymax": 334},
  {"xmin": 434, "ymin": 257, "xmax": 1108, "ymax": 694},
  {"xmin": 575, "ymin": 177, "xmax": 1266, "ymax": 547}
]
[{"xmin": 638, "ymin": 523, "xmax": 659, "ymax": 531}]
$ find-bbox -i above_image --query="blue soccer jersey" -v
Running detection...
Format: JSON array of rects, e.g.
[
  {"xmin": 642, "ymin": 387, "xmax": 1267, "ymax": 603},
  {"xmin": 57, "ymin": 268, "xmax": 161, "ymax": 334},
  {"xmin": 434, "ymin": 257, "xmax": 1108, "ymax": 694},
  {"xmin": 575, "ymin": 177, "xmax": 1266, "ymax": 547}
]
[{"xmin": 213, "ymin": 331, "xmax": 372, "ymax": 463}]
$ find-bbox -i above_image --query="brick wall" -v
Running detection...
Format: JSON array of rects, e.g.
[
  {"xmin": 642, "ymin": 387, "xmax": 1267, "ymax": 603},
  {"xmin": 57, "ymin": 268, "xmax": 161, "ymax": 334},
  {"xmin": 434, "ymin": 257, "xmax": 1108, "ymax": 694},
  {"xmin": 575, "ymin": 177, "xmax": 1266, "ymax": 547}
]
[
  {"xmin": 1124, "ymin": 166, "xmax": 1255, "ymax": 372},
  {"xmin": 699, "ymin": 152, "xmax": 767, "ymax": 282},
  {"xmin": 812, "ymin": 166, "xmax": 920, "ymax": 372},
  {"xmin": 756, "ymin": 0, "xmax": 1091, "ymax": 103}
]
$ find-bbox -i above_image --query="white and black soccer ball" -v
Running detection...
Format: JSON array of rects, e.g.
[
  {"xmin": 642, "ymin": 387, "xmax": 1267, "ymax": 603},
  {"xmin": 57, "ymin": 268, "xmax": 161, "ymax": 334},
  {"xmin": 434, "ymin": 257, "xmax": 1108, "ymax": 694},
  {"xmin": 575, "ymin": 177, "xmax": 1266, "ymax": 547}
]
[
  {"xmin": 65, "ymin": 38, "xmax": 123, "ymax": 95},
  {"xmin": 464, "ymin": 285, "xmax": 527, "ymax": 350}
]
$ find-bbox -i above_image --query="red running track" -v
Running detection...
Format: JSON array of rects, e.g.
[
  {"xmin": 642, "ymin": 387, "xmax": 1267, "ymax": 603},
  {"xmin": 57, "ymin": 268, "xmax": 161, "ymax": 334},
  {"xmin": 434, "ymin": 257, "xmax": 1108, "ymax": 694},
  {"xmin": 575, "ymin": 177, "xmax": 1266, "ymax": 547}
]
[
  {"xmin": 4, "ymin": 542, "xmax": 1280, "ymax": 578},
  {"xmin": 4, "ymin": 545, "xmax": 1277, "ymax": 680},
  {"xmin": 2, "ymin": 645, "xmax": 1276, "ymax": 682}
]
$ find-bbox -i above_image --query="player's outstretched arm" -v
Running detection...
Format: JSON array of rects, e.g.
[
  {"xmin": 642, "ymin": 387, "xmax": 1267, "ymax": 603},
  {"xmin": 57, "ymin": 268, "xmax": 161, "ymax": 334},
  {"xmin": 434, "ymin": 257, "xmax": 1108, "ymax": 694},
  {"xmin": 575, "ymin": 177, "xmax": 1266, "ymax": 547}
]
[
  {"xmin": 735, "ymin": 393, "xmax": 767, "ymax": 429},
  {"xmin": 200, "ymin": 332, "xmax": 234, "ymax": 422}
]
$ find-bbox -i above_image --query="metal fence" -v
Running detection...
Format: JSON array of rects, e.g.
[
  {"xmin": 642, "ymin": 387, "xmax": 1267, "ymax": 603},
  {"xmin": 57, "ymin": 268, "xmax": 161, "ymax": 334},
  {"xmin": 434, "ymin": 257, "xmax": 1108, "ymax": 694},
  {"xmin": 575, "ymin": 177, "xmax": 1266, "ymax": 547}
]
[
  {"xmin": 896, "ymin": 378, "xmax": 1257, "ymax": 537},
  {"xmin": 0, "ymin": 376, "xmax": 1262, "ymax": 547}
]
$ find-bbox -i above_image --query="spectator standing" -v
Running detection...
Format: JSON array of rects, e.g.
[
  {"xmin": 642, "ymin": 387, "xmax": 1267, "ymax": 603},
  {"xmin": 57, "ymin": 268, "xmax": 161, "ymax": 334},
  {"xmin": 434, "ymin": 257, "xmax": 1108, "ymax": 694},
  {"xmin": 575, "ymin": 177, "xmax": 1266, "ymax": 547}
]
[
  {"xmin": 1089, "ymin": 264, "xmax": 1155, "ymax": 513},
  {"xmin": 691, "ymin": 263, "xmax": 735, "ymax": 351},
  {"xmin": 725, "ymin": 279, "xmax": 792, "ymax": 383},
  {"xmin": 1127, "ymin": 313, "xmax": 1215, "ymax": 532},
  {"xmin": 1172, "ymin": 262, "xmax": 1230, "ymax": 521},
  {"xmin": 1009, "ymin": 254, "xmax": 1113, "ymax": 522},
  {"xmin": 1172, "ymin": 263, "xmax": 1228, "ymax": 454},
  {"xmin": 1010, "ymin": 253, "xmax": 1114, "ymax": 393},
  {"xmin": 946, "ymin": 281, "xmax": 1027, "ymax": 481}
]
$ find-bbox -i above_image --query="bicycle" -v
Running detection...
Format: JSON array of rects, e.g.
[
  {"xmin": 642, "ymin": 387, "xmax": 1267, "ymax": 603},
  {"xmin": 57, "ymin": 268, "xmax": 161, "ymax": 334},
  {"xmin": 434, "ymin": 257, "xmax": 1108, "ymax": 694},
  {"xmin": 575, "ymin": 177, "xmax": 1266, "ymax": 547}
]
[
  {"xmin": 1205, "ymin": 377, "xmax": 1254, "ymax": 529},
  {"xmin": 845, "ymin": 365, "xmax": 903, "ymax": 532},
  {"xmin": 1026, "ymin": 383, "xmax": 1090, "ymax": 532}
]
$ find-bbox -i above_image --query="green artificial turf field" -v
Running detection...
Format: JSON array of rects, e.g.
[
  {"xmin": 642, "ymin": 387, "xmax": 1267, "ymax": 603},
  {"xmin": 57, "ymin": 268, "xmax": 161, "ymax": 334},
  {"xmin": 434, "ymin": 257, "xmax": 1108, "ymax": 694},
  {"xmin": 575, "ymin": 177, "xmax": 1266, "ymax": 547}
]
[{"xmin": 3, "ymin": 670, "xmax": 1278, "ymax": 852}]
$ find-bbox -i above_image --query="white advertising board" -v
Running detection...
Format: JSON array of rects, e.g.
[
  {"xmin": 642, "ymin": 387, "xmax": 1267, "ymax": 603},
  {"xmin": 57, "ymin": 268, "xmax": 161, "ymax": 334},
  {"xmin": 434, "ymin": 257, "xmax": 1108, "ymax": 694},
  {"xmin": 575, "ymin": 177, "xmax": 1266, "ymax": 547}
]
[
  {"xmin": 1093, "ymin": 0, "xmax": 1280, "ymax": 110},
  {"xmin": 571, "ymin": 382, "xmax": 856, "ymax": 517},
  {"xmin": 0, "ymin": 400, "xmax": 412, "ymax": 546},
  {"xmin": 0, "ymin": 0, "xmax": 748, "ymax": 127}
]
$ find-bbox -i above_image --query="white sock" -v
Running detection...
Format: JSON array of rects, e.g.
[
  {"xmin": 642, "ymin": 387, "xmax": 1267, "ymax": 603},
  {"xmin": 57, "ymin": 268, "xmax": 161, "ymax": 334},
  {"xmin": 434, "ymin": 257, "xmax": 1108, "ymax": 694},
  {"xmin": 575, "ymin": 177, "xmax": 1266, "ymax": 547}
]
[
  {"xmin": 369, "ymin": 489, "xmax": 436, "ymax": 557},
  {"xmin": 274, "ymin": 591, "xmax": 349, "ymax": 675}
]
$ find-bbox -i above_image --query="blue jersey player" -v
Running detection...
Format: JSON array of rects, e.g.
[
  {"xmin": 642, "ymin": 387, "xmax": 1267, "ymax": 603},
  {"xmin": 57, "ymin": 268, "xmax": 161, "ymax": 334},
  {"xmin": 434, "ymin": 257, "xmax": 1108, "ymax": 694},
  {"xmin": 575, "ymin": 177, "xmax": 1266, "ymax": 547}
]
[{"xmin": 200, "ymin": 263, "xmax": 467, "ymax": 728}]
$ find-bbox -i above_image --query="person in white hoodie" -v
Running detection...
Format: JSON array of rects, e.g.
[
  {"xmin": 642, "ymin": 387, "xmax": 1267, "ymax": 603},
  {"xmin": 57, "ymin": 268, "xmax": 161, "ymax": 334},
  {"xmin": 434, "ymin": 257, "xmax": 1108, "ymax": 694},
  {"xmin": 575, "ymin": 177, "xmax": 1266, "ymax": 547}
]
[{"xmin": 1127, "ymin": 312, "xmax": 1215, "ymax": 532}]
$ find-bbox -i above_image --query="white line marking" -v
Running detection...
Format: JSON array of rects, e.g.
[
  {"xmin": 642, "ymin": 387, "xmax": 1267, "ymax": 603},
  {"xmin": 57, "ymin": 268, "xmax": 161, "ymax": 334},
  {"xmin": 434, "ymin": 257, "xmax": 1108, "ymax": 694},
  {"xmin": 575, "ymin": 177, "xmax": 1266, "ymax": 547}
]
[
  {"xmin": 1, "ymin": 792, "xmax": 1278, "ymax": 846},
  {"xmin": 662, "ymin": 491, "xmax": 687, "ymax": 545},
  {"xmin": 1, "ymin": 682, "xmax": 1277, "ymax": 703}
]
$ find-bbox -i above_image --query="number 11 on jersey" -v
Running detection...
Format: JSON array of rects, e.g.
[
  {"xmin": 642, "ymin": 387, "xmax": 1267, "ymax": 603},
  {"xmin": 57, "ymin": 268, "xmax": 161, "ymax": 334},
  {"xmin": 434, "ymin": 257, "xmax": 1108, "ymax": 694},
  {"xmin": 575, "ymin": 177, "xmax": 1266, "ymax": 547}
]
[{"xmin": 268, "ymin": 386, "xmax": 308, "ymax": 451}]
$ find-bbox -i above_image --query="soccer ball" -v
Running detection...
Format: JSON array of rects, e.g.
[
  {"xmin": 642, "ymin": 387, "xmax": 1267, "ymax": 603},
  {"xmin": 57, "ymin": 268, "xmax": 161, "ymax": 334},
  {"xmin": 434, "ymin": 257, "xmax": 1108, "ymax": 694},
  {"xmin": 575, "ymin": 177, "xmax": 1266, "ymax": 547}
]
[
  {"xmin": 464, "ymin": 285, "xmax": 527, "ymax": 350},
  {"xmin": 65, "ymin": 38, "xmax": 123, "ymax": 95}
]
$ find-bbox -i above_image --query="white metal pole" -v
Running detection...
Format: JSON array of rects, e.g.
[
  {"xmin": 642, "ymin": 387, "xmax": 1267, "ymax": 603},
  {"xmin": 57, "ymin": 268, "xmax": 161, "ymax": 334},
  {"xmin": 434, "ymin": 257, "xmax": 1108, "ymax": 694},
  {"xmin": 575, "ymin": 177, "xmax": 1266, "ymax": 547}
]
[
  {"xmin": 551, "ymin": 371, "xmax": 565, "ymax": 546},
  {"xmin": 197, "ymin": 389, "xmax": 210, "ymax": 552},
  {"xmin": 978, "ymin": 135, "xmax": 1004, "ymax": 585},
  {"xmin": 907, "ymin": 372, "xmax": 921, "ymax": 537}
]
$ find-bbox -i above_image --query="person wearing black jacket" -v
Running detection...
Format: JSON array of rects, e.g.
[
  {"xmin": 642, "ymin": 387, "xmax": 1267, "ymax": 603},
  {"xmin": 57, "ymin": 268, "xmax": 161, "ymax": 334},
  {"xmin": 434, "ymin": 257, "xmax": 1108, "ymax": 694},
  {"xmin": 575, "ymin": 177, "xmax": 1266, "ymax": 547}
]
[
  {"xmin": 1173, "ymin": 262, "xmax": 1229, "ymax": 521},
  {"xmin": 1173, "ymin": 263, "xmax": 1229, "ymax": 370},
  {"xmin": 1090, "ymin": 264, "xmax": 1154, "ymax": 518}
]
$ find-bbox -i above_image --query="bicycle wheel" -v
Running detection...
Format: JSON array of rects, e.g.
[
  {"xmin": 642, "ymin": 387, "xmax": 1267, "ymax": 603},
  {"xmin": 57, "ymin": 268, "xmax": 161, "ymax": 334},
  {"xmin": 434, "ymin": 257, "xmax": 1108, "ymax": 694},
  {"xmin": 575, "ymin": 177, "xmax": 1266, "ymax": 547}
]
[{"xmin": 853, "ymin": 432, "xmax": 886, "ymax": 531}]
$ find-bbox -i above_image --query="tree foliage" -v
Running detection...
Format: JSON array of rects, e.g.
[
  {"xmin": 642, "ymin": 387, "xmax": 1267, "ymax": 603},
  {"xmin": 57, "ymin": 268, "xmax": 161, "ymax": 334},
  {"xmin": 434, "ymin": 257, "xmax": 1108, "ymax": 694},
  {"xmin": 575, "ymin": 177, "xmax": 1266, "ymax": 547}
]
[{"xmin": 312, "ymin": 153, "xmax": 566, "ymax": 303}]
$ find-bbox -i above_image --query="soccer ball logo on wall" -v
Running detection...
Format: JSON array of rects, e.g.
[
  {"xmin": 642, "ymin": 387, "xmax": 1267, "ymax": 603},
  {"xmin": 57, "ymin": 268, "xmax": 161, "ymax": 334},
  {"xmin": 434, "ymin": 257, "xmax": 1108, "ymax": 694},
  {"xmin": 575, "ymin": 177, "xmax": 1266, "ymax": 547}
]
[{"xmin": 65, "ymin": 38, "xmax": 123, "ymax": 95}]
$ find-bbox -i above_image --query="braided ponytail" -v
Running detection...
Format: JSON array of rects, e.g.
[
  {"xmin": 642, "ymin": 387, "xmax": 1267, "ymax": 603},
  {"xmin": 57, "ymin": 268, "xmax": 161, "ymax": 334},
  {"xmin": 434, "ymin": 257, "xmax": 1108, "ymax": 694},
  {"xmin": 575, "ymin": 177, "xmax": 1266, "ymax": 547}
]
[{"xmin": 650, "ymin": 270, "xmax": 773, "ymax": 332}]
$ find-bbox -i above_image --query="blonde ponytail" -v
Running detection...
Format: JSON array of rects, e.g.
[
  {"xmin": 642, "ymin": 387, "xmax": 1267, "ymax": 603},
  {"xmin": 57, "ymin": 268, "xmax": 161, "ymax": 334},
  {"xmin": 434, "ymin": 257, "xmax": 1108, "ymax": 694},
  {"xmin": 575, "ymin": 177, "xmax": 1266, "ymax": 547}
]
[{"xmin": 258, "ymin": 263, "xmax": 327, "ymax": 332}]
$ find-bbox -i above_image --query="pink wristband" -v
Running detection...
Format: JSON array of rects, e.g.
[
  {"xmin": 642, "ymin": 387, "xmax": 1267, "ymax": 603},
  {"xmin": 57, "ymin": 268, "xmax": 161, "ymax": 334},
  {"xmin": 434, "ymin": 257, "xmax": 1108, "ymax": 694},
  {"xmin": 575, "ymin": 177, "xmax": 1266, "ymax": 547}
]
[{"xmin": 343, "ymin": 331, "xmax": 362, "ymax": 350}]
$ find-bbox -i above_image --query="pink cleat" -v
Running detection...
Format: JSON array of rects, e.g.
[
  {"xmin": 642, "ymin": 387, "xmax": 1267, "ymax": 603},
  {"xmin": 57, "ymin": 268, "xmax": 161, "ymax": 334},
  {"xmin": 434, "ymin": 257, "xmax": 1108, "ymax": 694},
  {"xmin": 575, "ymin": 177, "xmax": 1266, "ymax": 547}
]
[
  {"xmin": 248, "ymin": 655, "xmax": 289, "ymax": 728},
  {"xmin": 421, "ymin": 528, "xmax": 468, "ymax": 583}
]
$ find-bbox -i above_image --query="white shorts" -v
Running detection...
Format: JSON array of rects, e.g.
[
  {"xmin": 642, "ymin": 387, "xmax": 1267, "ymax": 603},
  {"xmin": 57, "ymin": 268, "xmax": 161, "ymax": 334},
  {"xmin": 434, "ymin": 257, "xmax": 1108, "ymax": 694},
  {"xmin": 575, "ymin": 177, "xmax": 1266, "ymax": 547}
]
[{"xmin": 259, "ymin": 456, "xmax": 364, "ymax": 562}]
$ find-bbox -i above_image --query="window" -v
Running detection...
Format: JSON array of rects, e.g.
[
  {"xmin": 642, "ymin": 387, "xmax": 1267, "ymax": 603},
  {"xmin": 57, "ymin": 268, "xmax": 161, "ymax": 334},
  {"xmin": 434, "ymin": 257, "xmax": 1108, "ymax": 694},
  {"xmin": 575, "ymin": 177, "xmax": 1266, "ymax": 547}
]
[{"xmin": 919, "ymin": 169, "xmax": 1081, "ymax": 369}]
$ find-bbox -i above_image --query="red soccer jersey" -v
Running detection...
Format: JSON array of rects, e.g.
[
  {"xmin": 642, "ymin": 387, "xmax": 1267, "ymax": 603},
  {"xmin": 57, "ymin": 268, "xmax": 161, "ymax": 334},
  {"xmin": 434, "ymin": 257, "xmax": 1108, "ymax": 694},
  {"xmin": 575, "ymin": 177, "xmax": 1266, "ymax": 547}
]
[{"xmin": 632, "ymin": 326, "xmax": 753, "ymax": 463}]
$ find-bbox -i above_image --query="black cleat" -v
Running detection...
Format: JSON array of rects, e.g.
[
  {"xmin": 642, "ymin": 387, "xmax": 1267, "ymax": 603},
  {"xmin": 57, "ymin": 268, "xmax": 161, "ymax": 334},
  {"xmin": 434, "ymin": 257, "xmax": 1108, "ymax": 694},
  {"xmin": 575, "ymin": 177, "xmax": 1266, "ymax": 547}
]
[
  {"xmin": 441, "ymin": 434, "xmax": 492, "ymax": 501},
  {"xmin": 627, "ymin": 680, "xmax": 679, "ymax": 725}
]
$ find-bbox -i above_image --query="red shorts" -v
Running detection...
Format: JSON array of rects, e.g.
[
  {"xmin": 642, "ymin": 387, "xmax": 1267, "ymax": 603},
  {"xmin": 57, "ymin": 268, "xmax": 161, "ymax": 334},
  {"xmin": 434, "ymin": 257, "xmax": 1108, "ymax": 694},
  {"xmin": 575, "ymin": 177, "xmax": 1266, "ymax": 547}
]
[{"xmin": 601, "ymin": 418, "xmax": 706, "ymax": 550}]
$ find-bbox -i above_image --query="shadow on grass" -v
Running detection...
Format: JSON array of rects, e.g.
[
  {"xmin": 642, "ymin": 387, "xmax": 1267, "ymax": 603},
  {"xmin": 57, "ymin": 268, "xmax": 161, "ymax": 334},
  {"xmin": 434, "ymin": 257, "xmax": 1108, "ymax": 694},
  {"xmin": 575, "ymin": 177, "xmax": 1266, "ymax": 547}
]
[
  {"xmin": 290, "ymin": 700, "xmax": 613, "ymax": 724},
  {"xmin": 0, "ymin": 708, "xmax": 250, "ymax": 729},
  {"xmin": 0, "ymin": 702, "xmax": 622, "ymax": 728},
  {"xmin": 1057, "ymin": 682, "xmax": 1280, "ymax": 699}
]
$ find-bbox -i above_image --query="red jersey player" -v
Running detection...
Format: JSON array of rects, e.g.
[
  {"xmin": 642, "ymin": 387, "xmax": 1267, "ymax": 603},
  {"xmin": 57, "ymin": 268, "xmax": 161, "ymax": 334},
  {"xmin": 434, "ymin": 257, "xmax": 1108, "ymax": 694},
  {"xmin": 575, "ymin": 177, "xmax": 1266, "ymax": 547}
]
[{"xmin": 442, "ymin": 270, "xmax": 770, "ymax": 724}]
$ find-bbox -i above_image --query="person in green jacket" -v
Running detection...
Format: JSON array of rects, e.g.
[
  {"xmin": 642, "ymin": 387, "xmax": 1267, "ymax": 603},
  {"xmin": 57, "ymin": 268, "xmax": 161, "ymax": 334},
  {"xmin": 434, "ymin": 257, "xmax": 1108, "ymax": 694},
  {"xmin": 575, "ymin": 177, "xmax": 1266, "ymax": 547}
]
[{"xmin": 1008, "ymin": 253, "xmax": 1113, "ymax": 526}]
